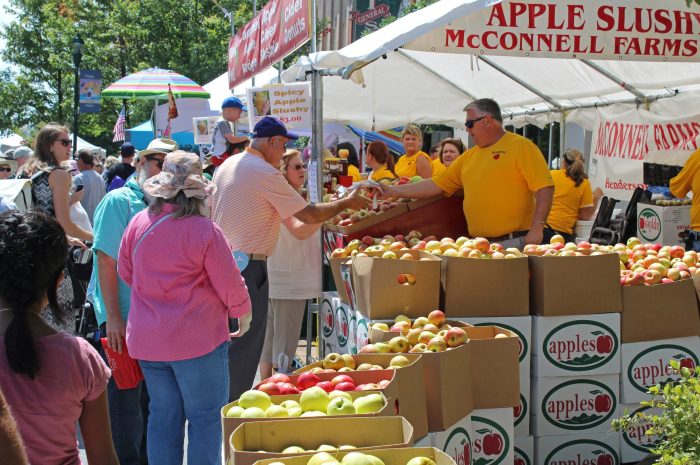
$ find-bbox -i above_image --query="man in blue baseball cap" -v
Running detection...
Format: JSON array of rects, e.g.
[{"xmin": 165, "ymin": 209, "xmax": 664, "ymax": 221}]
[
  {"xmin": 212, "ymin": 96, "xmax": 250, "ymax": 167},
  {"xmin": 211, "ymin": 116, "xmax": 369, "ymax": 401}
]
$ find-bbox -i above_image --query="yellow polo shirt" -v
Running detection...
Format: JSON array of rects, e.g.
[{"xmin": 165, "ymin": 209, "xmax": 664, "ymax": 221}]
[
  {"xmin": 546, "ymin": 170, "xmax": 594, "ymax": 234},
  {"xmin": 369, "ymin": 165, "xmax": 395, "ymax": 182},
  {"xmin": 432, "ymin": 157, "xmax": 446, "ymax": 177},
  {"xmin": 347, "ymin": 164, "xmax": 362, "ymax": 182},
  {"xmin": 395, "ymin": 151, "xmax": 433, "ymax": 178},
  {"xmin": 433, "ymin": 132, "xmax": 553, "ymax": 238},
  {"xmin": 670, "ymin": 147, "xmax": 700, "ymax": 230}
]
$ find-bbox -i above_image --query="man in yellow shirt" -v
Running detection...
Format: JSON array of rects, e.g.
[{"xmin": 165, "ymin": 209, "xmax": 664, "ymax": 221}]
[
  {"xmin": 670, "ymin": 147, "xmax": 700, "ymax": 250},
  {"xmin": 375, "ymin": 98, "xmax": 554, "ymax": 246}
]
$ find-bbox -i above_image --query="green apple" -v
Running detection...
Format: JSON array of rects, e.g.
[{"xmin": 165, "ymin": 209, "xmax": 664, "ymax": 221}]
[
  {"xmin": 238, "ymin": 390, "xmax": 272, "ymax": 411},
  {"xmin": 389, "ymin": 355, "xmax": 410, "ymax": 368},
  {"xmin": 308, "ymin": 452, "xmax": 339, "ymax": 465},
  {"xmin": 265, "ymin": 405, "xmax": 289, "ymax": 417},
  {"xmin": 342, "ymin": 452, "xmax": 376, "ymax": 465},
  {"xmin": 241, "ymin": 407, "xmax": 267, "ymax": 418},
  {"xmin": 300, "ymin": 386, "xmax": 330, "ymax": 412},
  {"xmin": 327, "ymin": 397, "xmax": 357, "ymax": 416},
  {"xmin": 301, "ymin": 411, "xmax": 326, "ymax": 417},
  {"xmin": 368, "ymin": 456, "xmax": 385, "ymax": 465},
  {"xmin": 283, "ymin": 446, "xmax": 307, "ymax": 454},
  {"xmin": 374, "ymin": 342, "xmax": 391, "ymax": 353},
  {"xmin": 225, "ymin": 405, "xmax": 245, "ymax": 418},
  {"xmin": 329, "ymin": 391, "xmax": 353, "ymax": 402},
  {"xmin": 339, "ymin": 445, "xmax": 357, "ymax": 450},
  {"xmin": 406, "ymin": 458, "xmax": 436, "ymax": 465},
  {"xmin": 316, "ymin": 445, "xmax": 338, "ymax": 452},
  {"xmin": 353, "ymin": 393, "xmax": 385, "ymax": 414}
]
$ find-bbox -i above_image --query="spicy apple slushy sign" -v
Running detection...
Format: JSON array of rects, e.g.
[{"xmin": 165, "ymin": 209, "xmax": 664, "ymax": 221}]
[
  {"xmin": 228, "ymin": 0, "xmax": 311, "ymax": 89},
  {"xmin": 406, "ymin": 0, "xmax": 700, "ymax": 62}
]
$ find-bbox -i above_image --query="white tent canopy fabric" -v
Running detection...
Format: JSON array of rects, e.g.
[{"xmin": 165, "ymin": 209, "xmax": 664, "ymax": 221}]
[
  {"xmin": 281, "ymin": 0, "xmax": 700, "ymax": 130},
  {"xmin": 0, "ymin": 133, "xmax": 25, "ymax": 155}
]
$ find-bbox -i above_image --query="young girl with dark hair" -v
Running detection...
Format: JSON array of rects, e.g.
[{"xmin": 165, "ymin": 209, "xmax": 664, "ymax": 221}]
[
  {"xmin": 366, "ymin": 140, "xmax": 398, "ymax": 181},
  {"xmin": 0, "ymin": 211, "xmax": 117, "ymax": 465}
]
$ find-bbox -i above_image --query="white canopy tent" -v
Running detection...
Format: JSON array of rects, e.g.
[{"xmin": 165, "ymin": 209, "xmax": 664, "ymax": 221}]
[
  {"xmin": 281, "ymin": 0, "xmax": 700, "ymax": 131},
  {"xmin": 69, "ymin": 134, "xmax": 107, "ymax": 160},
  {"xmin": 0, "ymin": 133, "xmax": 25, "ymax": 155}
]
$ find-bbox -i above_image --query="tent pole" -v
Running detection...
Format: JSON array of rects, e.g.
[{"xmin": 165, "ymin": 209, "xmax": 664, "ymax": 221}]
[
  {"xmin": 579, "ymin": 59, "xmax": 649, "ymax": 107},
  {"xmin": 548, "ymin": 122, "xmax": 554, "ymax": 168},
  {"xmin": 311, "ymin": 0, "xmax": 323, "ymax": 204},
  {"xmin": 559, "ymin": 112, "xmax": 566, "ymax": 159},
  {"xmin": 153, "ymin": 98, "xmax": 159, "ymax": 138}
]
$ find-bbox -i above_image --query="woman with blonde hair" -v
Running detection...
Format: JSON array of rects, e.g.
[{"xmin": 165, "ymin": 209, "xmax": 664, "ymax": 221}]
[
  {"xmin": 260, "ymin": 150, "xmax": 322, "ymax": 377},
  {"xmin": 395, "ymin": 124, "xmax": 433, "ymax": 179},
  {"xmin": 544, "ymin": 148, "xmax": 603, "ymax": 243}
]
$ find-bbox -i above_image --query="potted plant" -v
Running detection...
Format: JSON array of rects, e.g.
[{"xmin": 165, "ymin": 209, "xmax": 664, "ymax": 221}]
[{"xmin": 612, "ymin": 360, "xmax": 700, "ymax": 464}]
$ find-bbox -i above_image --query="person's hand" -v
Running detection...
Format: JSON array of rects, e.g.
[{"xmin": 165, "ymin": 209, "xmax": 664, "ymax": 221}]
[
  {"xmin": 371, "ymin": 182, "xmax": 397, "ymax": 200},
  {"xmin": 593, "ymin": 187, "xmax": 603, "ymax": 198},
  {"xmin": 524, "ymin": 228, "xmax": 544, "ymax": 245},
  {"xmin": 66, "ymin": 236, "xmax": 88, "ymax": 249},
  {"xmin": 69, "ymin": 189, "xmax": 84, "ymax": 205},
  {"xmin": 231, "ymin": 312, "xmax": 252, "ymax": 338},
  {"xmin": 343, "ymin": 187, "xmax": 371, "ymax": 211},
  {"xmin": 106, "ymin": 315, "xmax": 126, "ymax": 354}
]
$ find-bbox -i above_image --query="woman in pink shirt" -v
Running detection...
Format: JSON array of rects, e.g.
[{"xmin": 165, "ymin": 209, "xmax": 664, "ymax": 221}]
[
  {"xmin": 118, "ymin": 151, "xmax": 251, "ymax": 465},
  {"xmin": 0, "ymin": 211, "xmax": 117, "ymax": 465}
]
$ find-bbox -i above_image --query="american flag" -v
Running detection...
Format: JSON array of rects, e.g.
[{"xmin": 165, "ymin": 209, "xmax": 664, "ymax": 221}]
[{"xmin": 112, "ymin": 107, "xmax": 126, "ymax": 142}]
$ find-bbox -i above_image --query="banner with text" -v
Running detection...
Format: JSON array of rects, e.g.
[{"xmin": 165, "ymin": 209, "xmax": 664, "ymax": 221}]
[
  {"xmin": 588, "ymin": 108, "xmax": 700, "ymax": 200},
  {"xmin": 228, "ymin": 0, "xmax": 311, "ymax": 89},
  {"xmin": 192, "ymin": 116, "xmax": 220, "ymax": 145},
  {"xmin": 406, "ymin": 0, "xmax": 700, "ymax": 62},
  {"xmin": 79, "ymin": 70, "xmax": 102, "ymax": 113},
  {"xmin": 246, "ymin": 82, "xmax": 312, "ymax": 133}
]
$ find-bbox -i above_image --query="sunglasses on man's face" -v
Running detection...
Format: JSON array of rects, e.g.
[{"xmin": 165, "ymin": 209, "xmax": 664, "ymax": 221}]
[
  {"xmin": 0, "ymin": 167, "xmax": 12, "ymax": 173},
  {"xmin": 56, "ymin": 138, "xmax": 72, "ymax": 147},
  {"xmin": 145, "ymin": 156, "xmax": 164, "ymax": 169},
  {"xmin": 465, "ymin": 115, "xmax": 488, "ymax": 129},
  {"xmin": 291, "ymin": 163, "xmax": 307, "ymax": 171}
]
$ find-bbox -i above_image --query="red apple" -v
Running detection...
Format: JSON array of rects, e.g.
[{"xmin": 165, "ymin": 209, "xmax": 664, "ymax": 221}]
[
  {"xmin": 315, "ymin": 381, "xmax": 334, "ymax": 393},
  {"xmin": 297, "ymin": 372, "xmax": 320, "ymax": 390},
  {"xmin": 594, "ymin": 394, "xmax": 612, "ymax": 413},
  {"xmin": 331, "ymin": 375, "xmax": 354, "ymax": 386},
  {"xmin": 680, "ymin": 357, "xmax": 695, "ymax": 370},
  {"xmin": 258, "ymin": 382, "xmax": 282, "ymax": 395},
  {"xmin": 483, "ymin": 432, "xmax": 504, "ymax": 456},
  {"xmin": 334, "ymin": 382, "xmax": 356, "ymax": 391},
  {"xmin": 445, "ymin": 327, "xmax": 468, "ymax": 347},
  {"xmin": 428, "ymin": 309, "xmax": 446, "ymax": 326},
  {"xmin": 277, "ymin": 382, "xmax": 300, "ymax": 395},
  {"xmin": 596, "ymin": 335, "xmax": 613, "ymax": 354},
  {"xmin": 596, "ymin": 453, "xmax": 614, "ymax": 465},
  {"xmin": 267, "ymin": 373, "xmax": 290, "ymax": 384}
]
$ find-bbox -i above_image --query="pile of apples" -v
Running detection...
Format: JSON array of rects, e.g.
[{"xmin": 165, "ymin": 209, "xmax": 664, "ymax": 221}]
[
  {"xmin": 255, "ymin": 371, "xmax": 392, "ymax": 395},
  {"xmin": 522, "ymin": 234, "xmax": 599, "ymax": 256},
  {"xmin": 328, "ymin": 202, "xmax": 404, "ymax": 228},
  {"xmin": 272, "ymin": 451, "xmax": 437, "ymax": 465},
  {"xmin": 616, "ymin": 237, "xmax": 698, "ymax": 286},
  {"xmin": 361, "ymin": 310, "xmax": 471, "ymax": 354},
  {"xmin": 312, "ymin": 352, "xmax": 413, "ymax": 372},
  {"xmin": 226, "ymin": 388, "xmax": 385, "ymax": 419}
]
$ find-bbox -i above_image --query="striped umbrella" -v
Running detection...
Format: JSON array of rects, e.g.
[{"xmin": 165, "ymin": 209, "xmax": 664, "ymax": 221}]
[
  {"xmin": 102, "ymin": 68, "xmax": 210, "ymax": 99},
  {"xmin": 103, "ymin": 68, "xmax": 209, "ymax": 137}
]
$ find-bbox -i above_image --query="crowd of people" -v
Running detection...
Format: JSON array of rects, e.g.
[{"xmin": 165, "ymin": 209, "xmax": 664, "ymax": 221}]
[{"xmin": 0, "ymin": 97, "xmax": 607, "ymax": 465}]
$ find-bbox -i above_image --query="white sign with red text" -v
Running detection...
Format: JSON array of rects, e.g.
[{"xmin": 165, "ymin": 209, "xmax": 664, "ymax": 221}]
[
  {"xmin": 588, "ymin": 107, "xmax": 700, "ymax": 201},
  {"xmin": 535, "ymin": 433, "xmax": 621, "ymax": 465},
  {"xmin": 619, "ymin": 403, "xmax": 664, "ymax": 463},
  {"xmin": 406, "ymin": 0, "xmax": 700, "ymax": 62},
  {"xmin": 414, "ymin": 414, "xmax": 473, "ymax": 465},
  {"xmin": 471, "ymin": 408, "xmax": 514, "ymax": 465}
]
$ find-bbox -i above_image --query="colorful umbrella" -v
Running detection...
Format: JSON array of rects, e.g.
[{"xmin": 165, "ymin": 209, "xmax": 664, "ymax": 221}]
[
  {"xmin": 102, "ymin": 68, "xmax": 210, "ymax": 99},
  {"xmin": 103, "ymin": 68, "xmax": 210, "ymax": 137}
]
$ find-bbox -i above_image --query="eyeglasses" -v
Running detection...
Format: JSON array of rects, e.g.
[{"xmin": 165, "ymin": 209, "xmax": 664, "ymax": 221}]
[
  {"xmin": 56, "ymin": 138, "xmax": 72, "ymax": 147},
  {"xmin": 465, "ymin": 116, "xmax": 488, "ymax": 129},
  {"xmin": 0, "ymin": 167, "xmax": 11, "ymax": 172},
  {"xmin": 145, "ymin": 156, "xmax": 164, "ymax": 169},
  {"xmin": 291, "ymin": 163, "xmax": 307, "ymax": 171}
]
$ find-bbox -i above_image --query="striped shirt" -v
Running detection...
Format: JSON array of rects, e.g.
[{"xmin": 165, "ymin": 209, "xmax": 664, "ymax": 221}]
[{"xmin": 211, "ymin": 148, "xmax": 308, "ymax": 256}]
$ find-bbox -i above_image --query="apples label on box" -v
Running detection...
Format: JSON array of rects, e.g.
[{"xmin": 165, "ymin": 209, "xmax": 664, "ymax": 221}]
[
  {"xmin": 625, "ymin": 343, "xmax": 699, "ymax": 400},
  {"xmin": 441, "ymin": 425, "xmax": 473, "ymax": 465},
  {"xmin": 542, "ymin": 319, "xmax": 619, "ymax": 372},
  {"xmin": 541, "ymin": 439, "xmax": 620, "ymax": 465},
  {"xmin": 321, "ymin": 297, "xmax": 335, "ymax": 342},
  {"xmin": 472, "ymin": 411, "xmax": 513, "ymax": 465},
  {"xmin": 514, "ymin": 393, "xmax": 527, "ymax": 432},
  {"xmin": 620, "ymin": 404, "xmax": 663, "ymax": 460},
  {"xmin": 514, "ymin": 436, "xmax": 533, "ymax": 465},
  {"xmin": 540, "ymin": 378, "xmax": 617, "ymax": 433},
  {"xmin": 335, "ymin": 303, "xmax": 350, "ymax": 350}
]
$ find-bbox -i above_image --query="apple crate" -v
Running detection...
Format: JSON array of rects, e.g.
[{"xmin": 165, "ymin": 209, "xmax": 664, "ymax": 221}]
[
  {"xmin": 327, "ymin": 203, "xmax": 409, "ymax": 235},
  {"xmin": 221, "ymin": 391, "xmax": 391, "ymax": 461},
  {"xmin": 251, "ymin": 447, "xmax": 458, "ymax": 465}
]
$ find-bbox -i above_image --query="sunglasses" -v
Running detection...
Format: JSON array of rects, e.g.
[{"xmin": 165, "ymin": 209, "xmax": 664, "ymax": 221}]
[
  {"xmin": 465, "ymin": 115, "xmax": 488, "ymax": 129},
  {"xmin": 0, "ymin": 167, "xmax": 11, "ymax": 173},
  {"xmin": 291, "ymin": 163, "xmax": 307, "ymax": 171},
  {"xmin": 56, "ymin": 138, "xmax": 72, "ymax": 147},
  {"xmin": 145, "ymin": 156, "xmax": 164, "ymax": 169}
]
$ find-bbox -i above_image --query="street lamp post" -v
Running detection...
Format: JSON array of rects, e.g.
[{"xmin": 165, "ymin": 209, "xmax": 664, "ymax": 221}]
[{"xmin": 72, "ymin": 33, "xmax": 84, "ymax": 158}]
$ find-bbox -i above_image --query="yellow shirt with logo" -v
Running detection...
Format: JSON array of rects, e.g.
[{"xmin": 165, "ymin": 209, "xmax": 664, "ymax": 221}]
[
  {"xmin": 347, "ymin": 164, "xmax": 362, "ymax": 182},
  {"xmin": 546, "ymin": 170, "xmax": 594, "ymax": 234},
  {"xmin": 670, "ymin": 147, "xmax": 700, "ymax": 230},
  {"xmin": 369, "ymin": 165, "xmax": 396, "ymax": 182},
  {"xmin": 432, "ymin": 157, "xmax": 446, "ymax": 177},
  {"xmin": 395, "ymin": 151, "xmax": 433, "ymax": 178},
  {"xmin": 432, "ymin": 132, "xmax": 553, "ymax": 238}
]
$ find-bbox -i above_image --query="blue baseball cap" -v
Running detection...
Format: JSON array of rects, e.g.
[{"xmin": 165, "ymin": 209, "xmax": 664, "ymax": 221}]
[
  {"xmin": 251, "ymin": 117, "xmax": 300, "ymax": 140},
  {"xmin": 222, "ymin": 96, "xmax": 247, "ymax": 112}
]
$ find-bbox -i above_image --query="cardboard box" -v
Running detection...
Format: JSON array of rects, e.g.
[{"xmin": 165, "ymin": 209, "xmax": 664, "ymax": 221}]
[
  {"xmin": 413, "ymin": 414, "xmax": 473, "ymax": 465},
  {"xmin": 514, "ymin": 387, "xmax": 530, "ymax": 439},
  {"xmin": 620, "ymin": 336, "xmax": 700, "ymax": 403},
  {"xmin": 528, "ymin": 254, "xmax": 622, "ymax": 316},
  {"xmin": 514, "ymin": 436, "xmax": 533, "ymax": 465},
  {"xmin": 320, "ymin": 294, "xmax": 371, "ymax": 357},
  {"xmin": 229, "ymin": 416, "xmax": 413, "ymax": 465},
  {"xmin": 253, "ymin": 447, "xmax": 458, "ymax": 465},
  {"xmin": 532, "ymin": 374, "xmax": 619, "ymax": 436},
  {"xmin": 471, "ymin": 408, "xmax": 515, "ymax": 465},
  {"xmin": 352, "ymin": 251, "xmax": 441, "ymax": 319},
  {"xmin": 294, "ymin": 353, "xmax": 429, "ymax": 439},
  {"xmin": 619, "ymin": 403, "xmax": 664, "ymax": 463},
  {"xmin": 320, "ymin": 292, "xmax": 342, "ymax": 355},
  {"xmin": 621, "ymin": 278, "xmax": 700, "ymax": 343},
  {"xmin": 222, "ymin": 391, "xmax": 390, "ymax": 461},
  {"xmin": 440, "ymin": 256, "xmax": 529, "ymax": 317},
  {"xmin": 535, "ymin": 433, "xmax": 621, "ymax": 465},
  {"xmin": 532, "ymin": 314, "xmax": 621, "ymax": 377},
  {"xmin": 330, "ymin": 258, "xmax": 352, "ymax": 303},
  {"xmin": 637, "ymin": 203, "xmax": 690, "ymax": 247}
]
